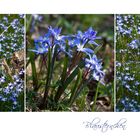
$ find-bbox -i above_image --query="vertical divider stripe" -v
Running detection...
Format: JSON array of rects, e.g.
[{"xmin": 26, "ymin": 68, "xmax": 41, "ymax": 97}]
[
  {"xmin": 24, "ymin": 14, "xmax": 26, "ymax": 112},
  {"xmin": 114, "ymin": 14, "xmax": 116, "ymax": 112}
]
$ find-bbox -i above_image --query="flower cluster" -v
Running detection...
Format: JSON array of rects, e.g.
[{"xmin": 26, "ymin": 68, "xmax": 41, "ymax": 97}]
[
  {"xmin": 116, "ymin": 97, "xmax": 140, "ymax": 112},
  {"xmin": 116, "ymin": 15, "xmax": 140, "ymax": 112},
  {"xmin": 128, "ymin": 39, "xmax": 140, "ymax": 49},
  {"xmin": 0, "ymin": 15, "xmax": 24, "ymax": 111},
  {"xmin": 30, "ymin": 26, "xmax": 104, "ymax": 83},
  {"xmin": 116, "ymin": 15, "xmax": 140, "ymax": 37},
  {"xmin": 116, "ymin": 15, "xmax": 133, "ymax": 36},
  {"xmin": 85, "ymin": 55, "xmax": 104, "ymax": 82},
  {"xmin": 0, "ymin": 69, "xmax": 24, "ymax": 111},
  {"xmin": 0, "ymin": 14, "xmax": 24, "ymax": 59}
]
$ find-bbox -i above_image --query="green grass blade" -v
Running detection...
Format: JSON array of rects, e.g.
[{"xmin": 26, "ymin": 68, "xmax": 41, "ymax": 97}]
[{"xmin": 92, "ymin": 82, "xmax": 100, "ymax": 111}]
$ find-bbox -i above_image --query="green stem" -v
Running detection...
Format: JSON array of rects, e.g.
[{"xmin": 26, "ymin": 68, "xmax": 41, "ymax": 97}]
[
  {"xmin": 30, "ymin": 52, "xmax": 38, "ymax": 91},
  {"xmin": 42, "ymin": 47, "xmax": 51, "ymax": 107},
  {"xmin": 68, "ymin": 68, "xmax": 82, "ymax": 106},
  {"xmin": 92, "ymin": 82, "xmax": 100, "ymax": 111}
]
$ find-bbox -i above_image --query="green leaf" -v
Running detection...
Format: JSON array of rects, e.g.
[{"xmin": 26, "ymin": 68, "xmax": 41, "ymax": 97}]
[
  {"xmin": 73, "ymin": 77, "xmax": 92, "ymax": 104},
  {"xmin": 54, "ymin": 60, "xmax": 84, "ymax": 102},
  {"xmin": 68, "ymin": 68, "xmax": 82, "ymax": 106},
  {"xmin": 61, "ymin": 55, "xmax": 68, "ymax": 81},
  {"xmin": 63, "ymin": 61, "xmax": 84, "ymax": 90},
  {"xmin": 44, "ymin": 46, "xmax": 51, "ymax": 93},
  {"xmin": 29, "ymin": 51, "xmax": 38, "ymax": 91}
]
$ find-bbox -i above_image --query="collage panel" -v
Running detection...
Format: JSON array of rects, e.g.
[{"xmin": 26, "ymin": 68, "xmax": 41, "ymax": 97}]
[
  {"xmin": 2, "ymin": 14, "xmax": 139, "ymax": 112},
  {"xmin": 116, "ymin": 15, "xmax": 140, "ymax": 111},
  {"xmin": 0, "ymin": 14, "xmax": 25, "ymax": 111},
  {"xmin": 26, "ymin": 14, "xmax": 114, "ymax": 112}
]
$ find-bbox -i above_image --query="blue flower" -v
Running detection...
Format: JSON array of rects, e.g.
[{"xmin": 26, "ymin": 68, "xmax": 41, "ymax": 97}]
[
  {"xmin": 30, "ymin": 26, "xmax": 100, "ymax": 58},
  {"xmin": 0, "ymin": 69, "xmax": 24, "ymax": 111},
  {"xmin": 75, "ymin": 27, "xmax": 99, "ymax": 42},
  {"xmin": 31, "ymin": 44, "xmax": 49, "ymax": 54},
  {"xmin": 48, "ymin": 26, "xmax": 65, "ymax": 41},
  {"xmin": 128, "ymin": 39, "xmax": 140, "ymax": 49},
  {"xmin": 29, "ymin": 35, "xmax": 52, "ymax": 54},
  {"xmin": 137, "ymin": 27, "xmax": 140, "ymax": 34},
  {"xmin": 85, "ymin": 55, "xmax": 100, "ymax": 69},
  {"xmin": 0, "ymin": 76, "xmax": 5, "ymax": 84},
  {"xmin": 76, "ymin": 42, "xmax": 94, "ymax": 55},
  {"xmin": 68, "ymin": 27, "xmax": 99, "ymax": 47},
  {"xmin": 68, "ymin": 38, "xmax": 94, "ymax": 55},
  {"xmin": 67, "ymin": 27, "xmax": 100, "ymax": 57},
  {"xmin": 30, "ymin": 26, "xmax": 68, "ymax": 55},
  {"xmin": 84, "ymin": 27, "xmax": 97, "ymax": 40},
  {"xmin": 85, "ymin": 55, "xmax": 104, "ymax": 82},
  {"xmin": 0, "ymin": 14, "xmax": 24, "ymax": 59},
  {"xmin": 48, "ymin": 26, "xmax": 61, "ymax": 36},
  {"xmin": 116, "ymin": 15, "xmax": 133, "ymax": 36}
]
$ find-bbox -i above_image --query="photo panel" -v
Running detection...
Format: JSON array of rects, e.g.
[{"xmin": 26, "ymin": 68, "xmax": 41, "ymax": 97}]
[
  {"xmin": 0, "ymin": 14, "xmax": 25, "ymax": 111},
  {"xmin": 116, "ymin": 14, "xmax": 140, "ymax": 111},
  {"xmin": 26, "ymin": 14, "xmax": 114, "ymax": 112}
]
